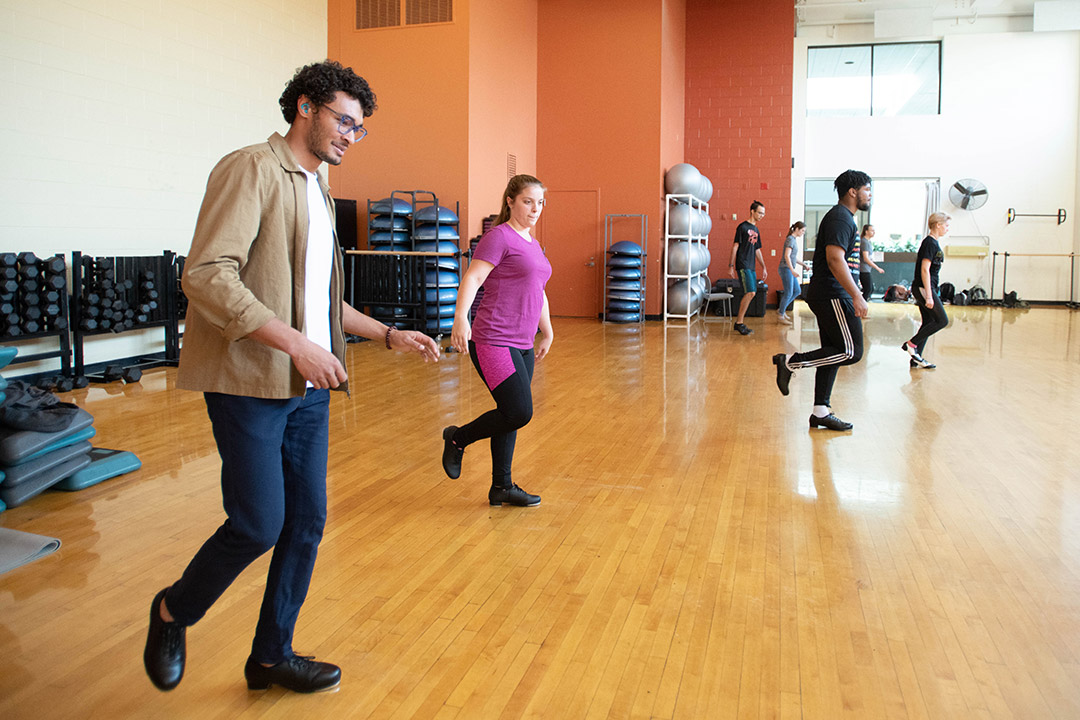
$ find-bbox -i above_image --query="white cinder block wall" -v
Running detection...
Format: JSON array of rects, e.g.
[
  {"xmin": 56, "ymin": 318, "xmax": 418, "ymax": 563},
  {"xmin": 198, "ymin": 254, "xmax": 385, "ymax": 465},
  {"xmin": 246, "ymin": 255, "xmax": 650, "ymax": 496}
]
[
  {"xmin": 0, "ymin": 0, "xmax": 327, "ymax": 373},
  {"xmin": 792, "ymin": 22, "xmax": 1080, "ymax": 304}
]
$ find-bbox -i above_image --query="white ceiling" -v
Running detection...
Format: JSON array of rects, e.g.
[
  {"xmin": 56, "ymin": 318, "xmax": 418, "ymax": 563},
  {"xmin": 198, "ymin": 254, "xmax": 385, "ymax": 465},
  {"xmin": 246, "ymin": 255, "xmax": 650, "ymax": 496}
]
[{"xmin": 795, "ymin": 0, "xmax": 1038, "ymax": 29}]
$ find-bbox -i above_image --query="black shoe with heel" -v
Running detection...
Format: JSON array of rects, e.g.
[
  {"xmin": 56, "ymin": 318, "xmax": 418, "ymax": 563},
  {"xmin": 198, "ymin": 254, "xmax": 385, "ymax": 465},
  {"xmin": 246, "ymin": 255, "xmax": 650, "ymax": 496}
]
[
  {"xmin": 143, "ymin": 587, "xmax": 186, "ymax": 691},
  {"xmin": 489, "ymin": 483, "xmax": 541, "ymax": 507},
  {"xmin": 442, "ymin": 426, "xmax": 463, "ymax": 479},
  {"xmin": 808, "ymin": 413, "xmax": 853, "ymax": 431},
  {"xmin": 244, "ymin": 654, "xmax": 341, "ymax": 693}
]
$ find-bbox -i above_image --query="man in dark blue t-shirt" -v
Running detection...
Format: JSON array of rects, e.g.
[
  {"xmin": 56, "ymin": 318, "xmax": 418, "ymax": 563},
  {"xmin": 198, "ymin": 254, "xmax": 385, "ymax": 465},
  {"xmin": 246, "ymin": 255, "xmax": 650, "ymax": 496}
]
[
  {"xmin": 771, "ymin": 170, "xmax": 871, "ymax": 431},
  {"xmin": 727, "ymin": 201, "xmax": 768, "ymax": 335}
]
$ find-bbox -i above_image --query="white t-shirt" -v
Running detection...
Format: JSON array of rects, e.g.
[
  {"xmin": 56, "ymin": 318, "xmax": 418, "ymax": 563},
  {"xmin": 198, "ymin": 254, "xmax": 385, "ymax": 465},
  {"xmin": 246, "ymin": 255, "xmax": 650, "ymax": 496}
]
[{"xmin": 302, "ymin": 169, "xmax": 334, "ymax": 361}]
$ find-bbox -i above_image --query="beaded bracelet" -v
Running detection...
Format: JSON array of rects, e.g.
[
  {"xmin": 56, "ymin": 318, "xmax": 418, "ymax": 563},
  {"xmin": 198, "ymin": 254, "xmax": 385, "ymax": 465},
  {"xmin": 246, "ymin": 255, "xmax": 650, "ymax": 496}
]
[{"xmin": 385, "ymin": 326, "xmax": 395, "ymax": 350}]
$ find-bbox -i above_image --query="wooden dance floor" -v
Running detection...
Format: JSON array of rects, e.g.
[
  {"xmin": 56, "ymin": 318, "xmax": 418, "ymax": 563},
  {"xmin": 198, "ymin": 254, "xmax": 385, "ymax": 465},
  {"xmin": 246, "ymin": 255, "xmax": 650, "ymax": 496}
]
[{"xmin": 2, "ymin": 302, "xmax": 1079, "ymax": 719}]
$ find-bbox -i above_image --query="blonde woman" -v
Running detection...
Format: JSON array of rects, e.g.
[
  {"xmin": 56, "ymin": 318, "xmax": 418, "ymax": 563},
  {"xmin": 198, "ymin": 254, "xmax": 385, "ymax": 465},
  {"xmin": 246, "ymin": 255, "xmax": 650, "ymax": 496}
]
[{"xmin": 902, "ymin": 212, "xmax": 951, "ymax": 369}]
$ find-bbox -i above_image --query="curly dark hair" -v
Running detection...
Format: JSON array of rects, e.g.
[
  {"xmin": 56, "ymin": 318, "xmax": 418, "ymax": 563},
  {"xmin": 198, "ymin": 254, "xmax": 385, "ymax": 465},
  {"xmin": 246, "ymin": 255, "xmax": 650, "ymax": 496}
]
[
  {"xmin": 279, "ymin": 60, "xmax": 377, "ymax": 124},
  {"xmin": 834, "ymin": 169, "xmax": 872, "ymax": 198}
]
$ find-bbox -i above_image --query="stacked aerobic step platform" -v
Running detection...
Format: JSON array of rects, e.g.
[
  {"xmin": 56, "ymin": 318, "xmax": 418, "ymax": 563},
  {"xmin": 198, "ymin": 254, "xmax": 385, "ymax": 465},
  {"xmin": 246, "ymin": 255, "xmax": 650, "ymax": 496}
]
[
  {"xmin": 368, "ymin": 196, "xmax": 461, "ymax": 334},
  {"xmin": 606, "ymin": 241, "xmax": 645, "ymax": 322},
  {"xmin": 413, "ymin": 203, "xmax": 460, "ymax": 334},
  {"xmin": 0, "ymin": 347, "xmax": 141, "ymax": 512}
]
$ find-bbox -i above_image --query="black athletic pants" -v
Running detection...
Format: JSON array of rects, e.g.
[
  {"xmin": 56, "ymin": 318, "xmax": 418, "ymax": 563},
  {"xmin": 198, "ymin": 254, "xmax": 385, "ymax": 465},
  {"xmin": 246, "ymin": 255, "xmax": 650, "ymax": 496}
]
[
  {"xmin": 787, "ymin": 296, "xmax": 864, "ymax": 407},
  {"xmin": 909, "ymin": 286, "xmax": 948, "ymax": 356},
  {"xmin": 859, "ymin": 271, "xmax": 873, "ymax": 301},
  {"xmin": 454, "ymin": 342, "xmax": 535, "ymax": 485}
]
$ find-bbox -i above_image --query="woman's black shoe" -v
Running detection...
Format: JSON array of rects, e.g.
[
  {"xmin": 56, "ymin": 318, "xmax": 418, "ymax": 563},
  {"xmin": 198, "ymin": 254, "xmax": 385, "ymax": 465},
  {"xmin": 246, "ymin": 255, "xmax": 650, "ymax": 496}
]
[
  {"xmin": 489, "ymin": 483, "xmax": 541, "ymax": 507},
  {"xmin": 143, "ymin": 587, "xmax": 185, "ymax": 691},
  {"xmin": 442, "ymin": 426, "xmax": 463, "ymax": 479},
  {"xmin": 244, "ymin": 654, "xmax": 341, "ymax": 693},
  {"xmin": 808, "ymin": 413, "xmax": 853, "ymax": 431}
]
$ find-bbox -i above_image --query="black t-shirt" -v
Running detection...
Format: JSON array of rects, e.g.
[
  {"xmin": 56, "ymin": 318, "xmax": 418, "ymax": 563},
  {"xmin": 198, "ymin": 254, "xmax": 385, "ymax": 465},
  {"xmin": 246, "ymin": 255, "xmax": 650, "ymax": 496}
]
[
  {"xmin": 911, "ymin": 235, "xmax": 944, "ymax": 292},
  {"xmin": 847, "ymin": 236, "xmax": 862, "ymax": 286},
  {"xmin": 732, "ymin": 221, "xmax": 761, "ymax": 271},
  {"xmin": 806, "ymin": 204, "xmax": 858, "ymax": 301}
]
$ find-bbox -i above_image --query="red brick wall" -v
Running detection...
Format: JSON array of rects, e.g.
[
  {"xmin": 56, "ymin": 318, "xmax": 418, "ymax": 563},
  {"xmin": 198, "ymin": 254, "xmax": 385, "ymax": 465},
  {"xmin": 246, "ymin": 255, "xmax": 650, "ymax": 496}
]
[{"xmin": 685, "ymin": 0, "xmax": 794, "ymax": 287}]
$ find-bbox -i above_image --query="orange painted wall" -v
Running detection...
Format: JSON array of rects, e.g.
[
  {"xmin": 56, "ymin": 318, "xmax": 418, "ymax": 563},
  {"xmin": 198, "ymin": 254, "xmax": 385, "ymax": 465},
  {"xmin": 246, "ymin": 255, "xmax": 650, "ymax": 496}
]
[
  {"xmin": 327, "ymin": 0, "xmax": 471, "ymax": 247},
  {"xmin": 685, "ymin": 0, "xmax": 794, "ymax": 289},
  {"xmin": 537, "ymin": 0, "xmax": 674, "ymax": 315},
  {"xmin": 468, "ymin": 1, "xmax": 539, "ymax": 239},
  {"xmin": 660, "ymin": 0, "xmax": 687, "ymax": 289}
]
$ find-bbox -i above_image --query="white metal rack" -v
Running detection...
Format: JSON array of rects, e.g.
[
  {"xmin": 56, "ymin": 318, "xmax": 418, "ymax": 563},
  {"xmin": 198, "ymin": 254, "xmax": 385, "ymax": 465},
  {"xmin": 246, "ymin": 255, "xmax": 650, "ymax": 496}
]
[{"xmin": 663, "ymin": 193, "xmax": 710, "ymax": 320}]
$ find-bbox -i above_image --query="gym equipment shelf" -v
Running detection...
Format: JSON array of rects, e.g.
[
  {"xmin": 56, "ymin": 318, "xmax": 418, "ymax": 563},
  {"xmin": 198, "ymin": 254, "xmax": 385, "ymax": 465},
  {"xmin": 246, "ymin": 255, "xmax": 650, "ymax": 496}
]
[
  {"xmin": 70, "ymin": 251, "xmax": 181, "ymax": 381},
  {"xmin": 602, "ymin": 214, "xmax": 648, "ymax": 323},
  {"xmin": 0, "ymin": 252, "xmax": 73, "ymax": 380},
  {"xmin": 663, "ymin": 193, "xmax": 711, "ymax": 321}
]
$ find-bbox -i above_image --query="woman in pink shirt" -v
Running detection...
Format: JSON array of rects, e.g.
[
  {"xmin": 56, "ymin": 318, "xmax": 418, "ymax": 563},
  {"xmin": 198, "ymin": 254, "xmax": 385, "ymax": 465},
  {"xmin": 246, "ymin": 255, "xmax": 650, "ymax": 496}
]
[{"xmin": 440, "ymin": 175, "xmax": 554, "ymax": 507}]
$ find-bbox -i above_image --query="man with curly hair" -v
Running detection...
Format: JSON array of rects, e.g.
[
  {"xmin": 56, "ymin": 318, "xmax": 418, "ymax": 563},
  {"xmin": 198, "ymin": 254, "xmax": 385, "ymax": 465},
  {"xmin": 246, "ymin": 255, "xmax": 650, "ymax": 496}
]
[{"xmin": 143, "ymin": 60, "xmax": 440, "ymax": 694}]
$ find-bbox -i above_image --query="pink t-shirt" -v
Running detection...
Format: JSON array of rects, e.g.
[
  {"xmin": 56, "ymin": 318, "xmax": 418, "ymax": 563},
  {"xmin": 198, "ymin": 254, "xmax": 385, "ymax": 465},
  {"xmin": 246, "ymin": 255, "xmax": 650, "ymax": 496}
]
[{"xmin": 471, "ymin": 223, "xmax": 552, "ymax": 349}]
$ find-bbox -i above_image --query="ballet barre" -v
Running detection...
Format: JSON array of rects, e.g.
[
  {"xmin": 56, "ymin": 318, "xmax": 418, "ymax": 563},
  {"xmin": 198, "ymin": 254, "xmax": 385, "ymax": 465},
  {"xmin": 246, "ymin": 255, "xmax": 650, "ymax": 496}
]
[
  {"xmin": 990, "ymin": 251, "xmax": 1077, "ymax": 306},
  {"xmin": 1006, "ymin": 208, "xmax": 1067, "ymax": 225}
]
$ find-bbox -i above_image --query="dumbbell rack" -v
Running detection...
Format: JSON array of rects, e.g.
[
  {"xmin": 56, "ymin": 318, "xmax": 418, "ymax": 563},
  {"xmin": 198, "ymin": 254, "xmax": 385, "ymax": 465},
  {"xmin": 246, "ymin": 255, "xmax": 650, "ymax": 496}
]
[
  {"xmin": 0, "ymin": 252, "xmax": 73, "ymax": 380},
  {"xmin": 71, "ymin": 251, "xmax": 181, "ymax": 381}
]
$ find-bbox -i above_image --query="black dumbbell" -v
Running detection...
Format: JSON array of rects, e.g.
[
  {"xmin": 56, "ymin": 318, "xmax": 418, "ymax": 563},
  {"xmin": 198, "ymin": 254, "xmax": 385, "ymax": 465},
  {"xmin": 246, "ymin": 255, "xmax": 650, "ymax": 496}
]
[
  {"xmin": 83, "ymin": 292, "xmax": 100, "ymax": 305},
  {"xmin": 121, "ymin": 367, "xmax": 142, "ymax": 383},
  {"xmin": 72, "ymin": 376, "xmax": 89, "ymax": 389},
  {"xmin": 51, "ymin": 316, "xmax": 68, "ymax": 331},
  {"xmin": 84, "ymin": 305, "xmax": 101, "ymax": 318},
  {"xmin": 43, "ymin": 302, "xmax": 61, "ymax": 317},
  {"xmin": 18, "ymin": 264, "xmax": 40, "ymax": 280},
  {"xmin": 0, "ymin": 301, "xmax": 13, "ymax": 315},
  {"xmin": 3, "ymin": 324, "xmax": 21, "ymax": 337},
  {"xmin": 3, "ymin": 311, "xmax": 19, "ymax": 326},
  {"xmin": 0, "ymin": 253, "xmax": 15, "ymax": 267},
  {"xmin": 54, "ymin": 376, "xmax": 74, "ymax": 392},
  {"xmin": 0, "ymin": 279, "xmax": 18, "ymax": 294},
  {"xmin": 23, "ymin": 306, "xmax": 43, "ymax": 321},
  {"xmin": 20, "ymin": 292, "xmax": 40, "ymax": 307},
  {"xmin": 79, "ymin": 317, "xmax": 98, "ymax": 331},
  {"xmin": 21, "ymin": 318, "xmax": 41, "ymax": 333},
  {"xmin": 43, "ymin": 289, "xmax": 60, "ymax": 303},
  {"xmin": 102, "ymin": 365, "xmax": 123, "ymax": 382},
  {"xmin": 17, "ymin": 252, "xmax": 40, "ymax": 267},
  {"xmin": 122, "ymin": 278, "xmax": 134, "ymax": 291},
  {"xmin": 0, "ymin": 267, "xmax": 15, "ymax": 280},
  {"xmin": 43, "ymin": 274, "xmax": 65, "ymax": 290},
  {"xmin": 35, "ymin": 377, "xmax": 57, "ymax": 391},
  {"xmin": 42, "ymin": 256, "xmax": 65, "ymax": 275}
]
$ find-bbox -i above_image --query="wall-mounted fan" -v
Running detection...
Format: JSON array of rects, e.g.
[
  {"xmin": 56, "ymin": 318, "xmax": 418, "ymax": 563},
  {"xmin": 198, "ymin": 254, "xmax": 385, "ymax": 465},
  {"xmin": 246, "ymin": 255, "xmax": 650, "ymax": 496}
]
[{"xmin": 948, "ymin": 179, "xmax": 989, "ymax": 210}]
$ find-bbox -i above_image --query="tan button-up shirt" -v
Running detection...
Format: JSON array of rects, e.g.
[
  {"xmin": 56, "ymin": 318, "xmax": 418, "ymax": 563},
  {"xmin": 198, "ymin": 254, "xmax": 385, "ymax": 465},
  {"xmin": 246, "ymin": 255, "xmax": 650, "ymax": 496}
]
[{"xmin": 176, "ymin": 133, "xmax": 347, "ymax": 399}]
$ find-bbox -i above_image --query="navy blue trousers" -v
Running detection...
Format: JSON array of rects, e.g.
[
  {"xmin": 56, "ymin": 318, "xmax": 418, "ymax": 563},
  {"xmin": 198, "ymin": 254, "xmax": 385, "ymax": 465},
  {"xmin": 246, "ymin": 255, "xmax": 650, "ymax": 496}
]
[{"xmin": 165, "ymin": 388, "xmax": 330, "ymax": 664}]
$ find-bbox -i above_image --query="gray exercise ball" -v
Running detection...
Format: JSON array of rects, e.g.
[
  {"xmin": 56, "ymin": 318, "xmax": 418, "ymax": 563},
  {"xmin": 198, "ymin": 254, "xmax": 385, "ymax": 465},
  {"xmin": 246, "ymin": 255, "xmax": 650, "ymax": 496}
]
[
  {"xmin": 668, "ymin": 203, "xmax": 696, "ymax": 237},
  {"xmin": 665, "ymin": 163, "xmax": 702, "ymax": 198},
  {"xmin": 667, "ymin": 241, "xmax": 691, "ymax": 275},
  {"xmin": 667, "ymin": 279, "xmax": 693, "ymax": 314}
]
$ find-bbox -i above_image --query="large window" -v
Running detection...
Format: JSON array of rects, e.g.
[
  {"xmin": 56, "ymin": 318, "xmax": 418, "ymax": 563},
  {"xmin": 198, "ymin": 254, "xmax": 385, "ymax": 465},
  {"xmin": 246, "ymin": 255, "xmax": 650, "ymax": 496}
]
[
  {"xmin": 807, "ymin": 42, "xmax": 941, "ymax": 117},
  {"xmin": 803, "ymin": 178, "xmax": 938, "ymax": 253}
]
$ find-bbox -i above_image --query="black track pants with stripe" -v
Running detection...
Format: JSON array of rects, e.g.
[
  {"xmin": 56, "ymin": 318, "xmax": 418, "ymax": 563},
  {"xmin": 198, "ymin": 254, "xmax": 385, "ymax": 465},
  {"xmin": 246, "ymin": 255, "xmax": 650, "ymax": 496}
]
[{"xmin": 788, "ymin": 296, "xmax": 864, "ymax": 407}]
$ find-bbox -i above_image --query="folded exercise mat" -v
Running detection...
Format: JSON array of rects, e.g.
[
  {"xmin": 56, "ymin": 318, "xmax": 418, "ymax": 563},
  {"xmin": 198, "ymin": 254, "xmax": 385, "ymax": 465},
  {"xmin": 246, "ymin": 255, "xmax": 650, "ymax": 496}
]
[
  {"xmin": 56, "ymin": 447, "xmax": 142, "ymax": 491},
  {"xmin": 0, "ymin": 527, "xmax": 61, "ymax": 575},
  {"xmin": 0, "ymin": 440, "xmax": 93, "ymax": 487},
  {"xmin": 0, "ymin": 454, "xmax": 91, "ymax": 508},
  {"xmin": 15, "ymin": 426, "xmax": 96, "ymax": 466},
  {"xmin": 0, "ymin": 346, "xmax": 16, "ymax": 371},
  {"xmin": 0, "ymin": 407, "xmax": 94, "ymax": 465}
]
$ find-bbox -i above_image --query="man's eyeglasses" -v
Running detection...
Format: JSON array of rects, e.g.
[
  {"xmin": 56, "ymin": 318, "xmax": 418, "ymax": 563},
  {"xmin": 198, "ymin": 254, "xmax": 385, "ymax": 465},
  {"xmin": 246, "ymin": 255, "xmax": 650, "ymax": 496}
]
[{"xmin": 319, "ymin": 105, "xmax": 368, "ymax": 140}]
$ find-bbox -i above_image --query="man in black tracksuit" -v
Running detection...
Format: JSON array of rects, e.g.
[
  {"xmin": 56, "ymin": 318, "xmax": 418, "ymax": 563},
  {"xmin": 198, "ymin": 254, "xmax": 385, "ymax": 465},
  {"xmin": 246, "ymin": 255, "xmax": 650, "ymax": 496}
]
[{"xmin": 771, "ymin": 170, "xmax": 872, "ymax": 431}]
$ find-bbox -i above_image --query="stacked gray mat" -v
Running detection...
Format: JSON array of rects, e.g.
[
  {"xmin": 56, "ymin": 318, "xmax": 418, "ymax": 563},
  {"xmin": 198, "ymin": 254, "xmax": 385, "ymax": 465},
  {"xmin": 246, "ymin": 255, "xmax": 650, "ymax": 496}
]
[{"xmin": 0, "ymin": 346, "xmax": 141, "ymax": 511}]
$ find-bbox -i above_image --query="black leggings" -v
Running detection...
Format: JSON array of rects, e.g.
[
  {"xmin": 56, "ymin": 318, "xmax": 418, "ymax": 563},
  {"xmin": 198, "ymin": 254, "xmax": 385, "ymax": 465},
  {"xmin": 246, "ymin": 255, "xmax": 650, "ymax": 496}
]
[
  {"xmin": 787, "ymin": 297, "xmax": 864, "ymax": 407},
  {"xmin": 454, "ymin": 342, "xmax": 535, "ymax": 484},
  {"xmin": 909, "ymin": 286, "xmax": 948, "ymax": 355},
  {"xmin": 859, "ymin": 271, "xmax": 873, "ymax": 301}
]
